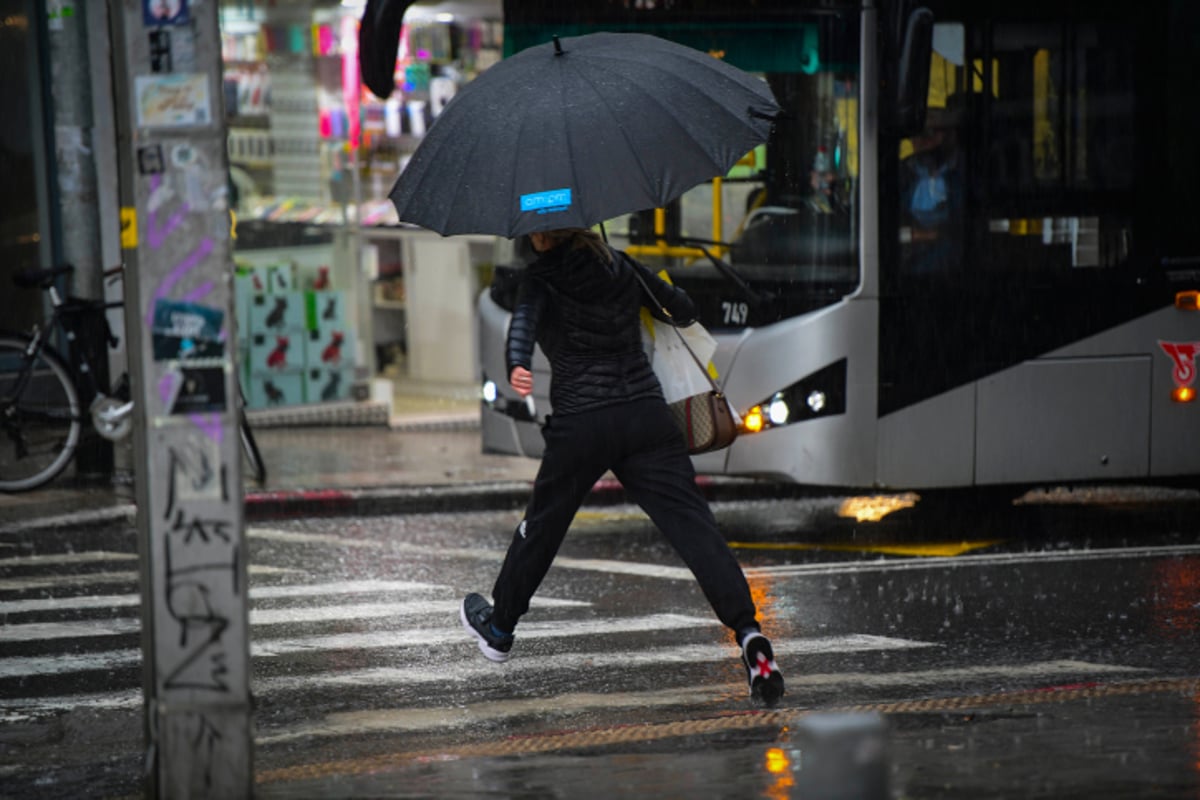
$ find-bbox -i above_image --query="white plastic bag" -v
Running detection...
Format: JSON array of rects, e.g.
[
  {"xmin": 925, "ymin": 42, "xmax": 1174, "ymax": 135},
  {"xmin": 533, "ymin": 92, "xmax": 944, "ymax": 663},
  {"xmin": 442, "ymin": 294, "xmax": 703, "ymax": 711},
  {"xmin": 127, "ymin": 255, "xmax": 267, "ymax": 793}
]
[{"xmin": 649, "ymin": 319, "xmax": 718, "ymax": 404}]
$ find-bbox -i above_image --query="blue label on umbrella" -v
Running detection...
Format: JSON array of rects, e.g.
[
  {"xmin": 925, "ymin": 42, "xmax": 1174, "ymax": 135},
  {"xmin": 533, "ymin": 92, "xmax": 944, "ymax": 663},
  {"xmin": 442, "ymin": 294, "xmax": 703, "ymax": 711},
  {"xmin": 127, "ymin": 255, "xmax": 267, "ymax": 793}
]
[{"xmin": 520, "ymin": 188, "xmax": 572, "ymax": 214}]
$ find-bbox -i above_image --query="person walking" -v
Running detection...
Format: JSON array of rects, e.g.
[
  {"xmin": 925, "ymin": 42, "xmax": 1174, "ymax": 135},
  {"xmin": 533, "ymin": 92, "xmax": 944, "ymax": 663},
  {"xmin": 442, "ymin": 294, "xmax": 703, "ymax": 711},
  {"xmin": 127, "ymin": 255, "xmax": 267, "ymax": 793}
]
[{"xmin": 460, "ymin": 227, "xmax": 784, "ymax": 705}]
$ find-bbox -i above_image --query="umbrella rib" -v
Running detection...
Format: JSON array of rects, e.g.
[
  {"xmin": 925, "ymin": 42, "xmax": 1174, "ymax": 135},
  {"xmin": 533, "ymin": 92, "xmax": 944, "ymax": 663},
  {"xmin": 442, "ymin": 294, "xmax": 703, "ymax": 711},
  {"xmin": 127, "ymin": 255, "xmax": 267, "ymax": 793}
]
[
  {"xmin": 564, "ymin": 62, "xmax": 660, "ymax": 207},
  {"xmin": 438, "ymin": 118, "xmax": 506, "ymax": 234},
  {"xmin": 557, "ymin": 62, "xmax": 590, "ymax": 231},
  {"xmin": 589, "ymin": 50, "xmax": 773, "ymax": 148},
  {"xmin": 570, "ymin": 60, "xmax": 727, "ymax": 197}
]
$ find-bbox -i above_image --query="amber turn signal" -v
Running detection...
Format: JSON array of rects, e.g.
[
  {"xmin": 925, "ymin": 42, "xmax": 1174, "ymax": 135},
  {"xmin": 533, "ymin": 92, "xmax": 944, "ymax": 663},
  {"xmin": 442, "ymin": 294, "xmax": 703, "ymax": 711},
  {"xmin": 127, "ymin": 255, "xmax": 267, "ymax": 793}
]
[
  {"xmin": 1172, "ymin": 386, "xmax": 1196, "ymax": 403},
  {"xmin": 742, "ymin": 405, "xmax": 765, "ymax": 433},
  {"xmin": 1176, "ymin": 290, "xmax": 1200, "ymax": 311}
]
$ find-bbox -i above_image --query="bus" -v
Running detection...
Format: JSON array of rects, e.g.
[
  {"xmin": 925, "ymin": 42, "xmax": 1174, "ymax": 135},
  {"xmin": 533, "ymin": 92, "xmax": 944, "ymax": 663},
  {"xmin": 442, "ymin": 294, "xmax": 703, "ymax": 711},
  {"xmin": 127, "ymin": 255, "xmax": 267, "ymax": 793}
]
[{"xmin": 477, "ymin": 0, "xmax": 1200, "ymax": 492}]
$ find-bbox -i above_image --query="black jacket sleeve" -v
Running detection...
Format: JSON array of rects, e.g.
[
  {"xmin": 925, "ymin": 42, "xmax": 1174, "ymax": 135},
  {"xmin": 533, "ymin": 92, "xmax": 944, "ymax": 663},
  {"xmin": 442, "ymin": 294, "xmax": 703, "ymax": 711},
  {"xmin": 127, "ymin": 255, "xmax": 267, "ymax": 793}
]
[
  {"xmin": 626, "ymin": 255, "xmax": 698, "ymax": 326},
  {"xmin": 505, "ymin": 271, "xmax": 547, "ymax": 374}
]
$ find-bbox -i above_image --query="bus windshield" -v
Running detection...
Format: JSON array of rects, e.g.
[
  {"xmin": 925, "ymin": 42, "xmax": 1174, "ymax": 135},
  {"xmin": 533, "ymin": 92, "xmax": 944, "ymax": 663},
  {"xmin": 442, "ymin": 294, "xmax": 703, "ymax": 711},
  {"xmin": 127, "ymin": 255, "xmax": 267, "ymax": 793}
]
[{"xmin": 585, "ymin": 11, "xmax": 864, "ymax": 330}]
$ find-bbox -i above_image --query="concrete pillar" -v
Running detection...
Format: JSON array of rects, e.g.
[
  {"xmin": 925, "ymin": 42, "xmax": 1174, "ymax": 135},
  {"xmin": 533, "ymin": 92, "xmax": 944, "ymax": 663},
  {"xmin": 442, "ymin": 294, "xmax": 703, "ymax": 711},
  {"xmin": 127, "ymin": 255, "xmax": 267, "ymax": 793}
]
[{"xmin": 107, "ymin": 0, "xmax": 253, "ymax": 796}]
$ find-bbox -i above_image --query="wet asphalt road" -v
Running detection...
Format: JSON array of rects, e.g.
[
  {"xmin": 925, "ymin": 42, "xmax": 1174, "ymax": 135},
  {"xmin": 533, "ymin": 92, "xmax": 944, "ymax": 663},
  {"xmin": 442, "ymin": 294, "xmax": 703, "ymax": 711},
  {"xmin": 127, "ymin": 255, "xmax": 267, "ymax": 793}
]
[{"xmin": 1, "ymin": 488, "xmax": 1199, "ymax": 798}]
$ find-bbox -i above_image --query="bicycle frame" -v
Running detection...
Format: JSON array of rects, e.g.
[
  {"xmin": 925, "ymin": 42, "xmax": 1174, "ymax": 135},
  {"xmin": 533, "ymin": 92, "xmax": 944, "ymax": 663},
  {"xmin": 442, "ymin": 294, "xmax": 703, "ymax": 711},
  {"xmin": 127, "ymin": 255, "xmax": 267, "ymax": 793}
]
[{"xmin": 9, "ymin": 273, "xmax": 131, "ymax": 437}]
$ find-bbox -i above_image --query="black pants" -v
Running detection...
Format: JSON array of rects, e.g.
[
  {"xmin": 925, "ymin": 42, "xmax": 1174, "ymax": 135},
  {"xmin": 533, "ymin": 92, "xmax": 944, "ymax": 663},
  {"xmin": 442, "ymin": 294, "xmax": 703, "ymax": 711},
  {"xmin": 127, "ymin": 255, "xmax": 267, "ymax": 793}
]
[{"xmin": 490, "ymin": 396, "xmax": 760, "ymax": 639}]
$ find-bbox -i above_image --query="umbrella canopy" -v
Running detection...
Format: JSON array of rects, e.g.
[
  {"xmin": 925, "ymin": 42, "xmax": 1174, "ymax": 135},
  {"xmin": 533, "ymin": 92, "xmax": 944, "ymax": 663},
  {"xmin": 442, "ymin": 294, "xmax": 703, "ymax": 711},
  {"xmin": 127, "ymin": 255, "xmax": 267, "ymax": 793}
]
[{"xmin": 388, "ymin": 32, "xmax": 779, "ymax": 238}]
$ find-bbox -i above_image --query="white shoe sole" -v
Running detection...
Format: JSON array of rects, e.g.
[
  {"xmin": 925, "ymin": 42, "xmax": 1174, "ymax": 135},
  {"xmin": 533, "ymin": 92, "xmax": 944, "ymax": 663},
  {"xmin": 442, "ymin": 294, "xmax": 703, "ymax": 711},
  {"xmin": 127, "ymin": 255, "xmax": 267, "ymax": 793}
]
[{"xmin": 460, "ymin": 600, "xmax": 511, "ymax": 663}]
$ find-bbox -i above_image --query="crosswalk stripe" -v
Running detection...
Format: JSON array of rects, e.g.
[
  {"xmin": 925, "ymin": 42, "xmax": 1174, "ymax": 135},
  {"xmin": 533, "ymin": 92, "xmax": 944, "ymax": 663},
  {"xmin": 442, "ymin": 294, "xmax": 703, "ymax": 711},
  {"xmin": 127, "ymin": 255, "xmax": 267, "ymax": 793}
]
[
  {"xmin": 260, "ymin": 634, "xmax": 935, "ymax": 695},
  {"xmin": 0, "ymin": 579, "xmax": 450, "ymax": 615},
  {"xmin": 0, "ymin": 551, "xmax": 136, "ymax": 567},
  {"xmin": 0, "ymin": 598, "xmax": 592, "ymax": 643},
  {"xmin": 0, "ymin": 613, "xmax": 718, "ymax": 679},
  {"xmin": 248, "ymin": 528, "xmax": 387, "ymax": 548},
  {"xmin": 745, "ymin": 542, "xmax": 1200, "ymax": 579},
  {"xmin": 0, "ymin": 565, "xmax": 301, "ymax": 592},
  {"xmin": 552, "ymin": 557, "xmax": 692, "ymax": 580}
]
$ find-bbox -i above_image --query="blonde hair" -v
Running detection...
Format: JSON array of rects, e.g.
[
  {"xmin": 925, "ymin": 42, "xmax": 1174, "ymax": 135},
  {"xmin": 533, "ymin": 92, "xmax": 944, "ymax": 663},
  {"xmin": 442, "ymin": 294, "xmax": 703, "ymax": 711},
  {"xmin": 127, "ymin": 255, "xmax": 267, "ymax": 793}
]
[{"xmin": 540, "ymin": 228, "xmax": 612, "ymax": 264}]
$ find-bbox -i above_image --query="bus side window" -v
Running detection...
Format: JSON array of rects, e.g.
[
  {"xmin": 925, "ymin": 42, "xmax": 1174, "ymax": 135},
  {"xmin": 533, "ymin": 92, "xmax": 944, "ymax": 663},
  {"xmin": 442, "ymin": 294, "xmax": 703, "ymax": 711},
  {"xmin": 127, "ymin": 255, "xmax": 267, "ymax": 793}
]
[
  {"xmin": 982, "ymin": 23, "xmax": 1135, "ymax": 272},
  {"xmin": 897, "ymin": 23, "xmax": 967, "ymax": 277}
]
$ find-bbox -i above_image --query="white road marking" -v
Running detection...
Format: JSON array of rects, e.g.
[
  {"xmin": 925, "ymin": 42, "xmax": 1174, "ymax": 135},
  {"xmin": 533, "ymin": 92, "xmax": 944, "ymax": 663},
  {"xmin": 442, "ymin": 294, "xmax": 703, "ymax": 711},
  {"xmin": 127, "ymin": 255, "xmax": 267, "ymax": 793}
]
[
  {"xmin": 251, "ymin": 614, "xmax": 718, "ymax": 658},
  {"xmin": 0, "ymin": 598, "xmax": 591, "ymax": 642},
  {"xmin": 258, "ymin": 634, "xmax": 935, "ymax": 694},
  {"xmin": 0, "ymin": 505, "xmax": 134, "ymax": 536},
  {"xmin": 0, "ymin": 551, "xmax": 136, "ymax": 566},
  {"xmin": 0, "ymin": 613, "xmax": 716, "ymax": 679},
  {"xmin": 0, "ymin": 579, "xmax": 443, "ymax": 615},
  {"xmin": 745, "ymin": 543, "xmax": 1200, "ymax": 580},
  {"xmin": 552, "ymin": 557, "xmax": 692, "ymax": 580},
  {"xmin": 0, "ymin": 565, "xmax": 300, "ymax": 592},
  {"xmin": 248, "ymin": 528, "xmax": 388, "ymax": 548}
]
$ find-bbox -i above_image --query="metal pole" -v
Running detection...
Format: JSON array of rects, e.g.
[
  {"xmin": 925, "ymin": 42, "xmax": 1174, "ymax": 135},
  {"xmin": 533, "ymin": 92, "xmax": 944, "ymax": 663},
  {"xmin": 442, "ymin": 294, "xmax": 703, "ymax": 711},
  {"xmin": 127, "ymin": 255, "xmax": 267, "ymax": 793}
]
[
  {"xmin": 107, "ymin": 1, "xmax": 252, "ymax": 796},
  {"xmin": 47, "ymin": 0, "xmax": 112, "ymax": 477}
]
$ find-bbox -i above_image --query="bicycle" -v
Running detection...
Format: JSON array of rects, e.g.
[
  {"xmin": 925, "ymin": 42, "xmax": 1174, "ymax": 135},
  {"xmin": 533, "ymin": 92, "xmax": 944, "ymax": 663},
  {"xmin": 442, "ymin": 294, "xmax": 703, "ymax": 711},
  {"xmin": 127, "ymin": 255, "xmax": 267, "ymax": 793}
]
[{"xmin": 0, "ymin": 264, "xmax": 266, "ymax": 492}]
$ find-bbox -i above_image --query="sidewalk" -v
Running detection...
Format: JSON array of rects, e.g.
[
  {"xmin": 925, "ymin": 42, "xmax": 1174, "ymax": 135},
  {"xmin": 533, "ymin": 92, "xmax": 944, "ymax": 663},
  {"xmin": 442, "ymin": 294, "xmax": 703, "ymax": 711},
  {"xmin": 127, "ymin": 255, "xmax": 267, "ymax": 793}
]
[{"xmin": 0, "ymin": 380, "xmax": 782, "ymax": 533}]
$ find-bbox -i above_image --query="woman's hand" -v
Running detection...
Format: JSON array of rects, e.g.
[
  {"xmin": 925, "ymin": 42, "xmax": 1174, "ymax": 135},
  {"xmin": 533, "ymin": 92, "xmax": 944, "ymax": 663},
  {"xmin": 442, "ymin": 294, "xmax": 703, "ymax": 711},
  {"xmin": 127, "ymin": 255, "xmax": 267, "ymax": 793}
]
[{"xmin": 509, "ymin": 366, "xmax": 533, "ymax": 397}]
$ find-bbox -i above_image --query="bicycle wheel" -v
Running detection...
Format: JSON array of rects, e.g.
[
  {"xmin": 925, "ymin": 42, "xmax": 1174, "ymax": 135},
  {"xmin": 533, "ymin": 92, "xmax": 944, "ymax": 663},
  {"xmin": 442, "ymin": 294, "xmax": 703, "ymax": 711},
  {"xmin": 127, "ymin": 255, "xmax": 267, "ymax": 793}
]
[
  {"xmin": 0, "ymin": 334, "xmax": 82, "ymax": 492},
  {"xmin": 239, "ymin": 409, "xmax": 266, "ymax": 485}
]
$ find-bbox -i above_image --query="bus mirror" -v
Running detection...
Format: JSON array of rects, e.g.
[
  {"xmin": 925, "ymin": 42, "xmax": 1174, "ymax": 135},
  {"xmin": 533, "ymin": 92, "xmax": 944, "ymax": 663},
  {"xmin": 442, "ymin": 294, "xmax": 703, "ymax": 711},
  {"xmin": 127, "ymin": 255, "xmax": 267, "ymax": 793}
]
[{"xmin": 894, "ymin": 7, "xmax": 934, "ymax": 138}]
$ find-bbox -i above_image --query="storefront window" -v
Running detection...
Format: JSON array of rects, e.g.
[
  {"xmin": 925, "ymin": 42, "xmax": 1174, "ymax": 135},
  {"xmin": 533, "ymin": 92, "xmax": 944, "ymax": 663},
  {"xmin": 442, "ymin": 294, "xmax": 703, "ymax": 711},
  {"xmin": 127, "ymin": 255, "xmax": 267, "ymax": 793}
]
[
  {"xmin": 218, "ymin": 1, "xmax": 502, "ymax": 408},
  {"xmin": 0, "ymin": 0, "xmax": 53, "ymax": 334}
]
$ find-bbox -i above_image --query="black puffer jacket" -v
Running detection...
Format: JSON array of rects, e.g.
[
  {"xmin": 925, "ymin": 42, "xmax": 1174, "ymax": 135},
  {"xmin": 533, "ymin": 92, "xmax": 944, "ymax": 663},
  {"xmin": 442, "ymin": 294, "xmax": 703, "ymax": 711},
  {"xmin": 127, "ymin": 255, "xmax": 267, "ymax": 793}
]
[{"xmin": 506, "ymin": 242, "xmax": 697, "ymax": 417}]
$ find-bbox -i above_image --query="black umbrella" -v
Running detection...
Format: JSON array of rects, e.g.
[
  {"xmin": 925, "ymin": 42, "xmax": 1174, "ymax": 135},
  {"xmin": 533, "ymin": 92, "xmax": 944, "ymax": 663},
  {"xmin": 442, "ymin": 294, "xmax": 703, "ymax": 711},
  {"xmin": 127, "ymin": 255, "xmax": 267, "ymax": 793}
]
[{"xmin": 388, "ymin": 32, "xmax": 779, "ymax": 238}]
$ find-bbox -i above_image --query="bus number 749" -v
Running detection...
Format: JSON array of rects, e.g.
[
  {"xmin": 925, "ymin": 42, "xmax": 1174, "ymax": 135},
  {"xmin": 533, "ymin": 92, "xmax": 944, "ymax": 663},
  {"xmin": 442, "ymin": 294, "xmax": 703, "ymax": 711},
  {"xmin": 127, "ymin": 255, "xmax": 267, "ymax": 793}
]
[{"xmin": 722, "ymin": 301, "xmax": 749, "ymax": 326}]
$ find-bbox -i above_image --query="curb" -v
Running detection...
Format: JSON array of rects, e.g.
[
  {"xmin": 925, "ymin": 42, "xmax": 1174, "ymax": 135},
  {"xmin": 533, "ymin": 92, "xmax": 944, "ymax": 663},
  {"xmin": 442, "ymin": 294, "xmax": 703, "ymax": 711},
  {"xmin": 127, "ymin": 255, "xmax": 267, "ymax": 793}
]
[{"xmin": 3, "ymin": 477, "xmax": 800, "ymax": 534}]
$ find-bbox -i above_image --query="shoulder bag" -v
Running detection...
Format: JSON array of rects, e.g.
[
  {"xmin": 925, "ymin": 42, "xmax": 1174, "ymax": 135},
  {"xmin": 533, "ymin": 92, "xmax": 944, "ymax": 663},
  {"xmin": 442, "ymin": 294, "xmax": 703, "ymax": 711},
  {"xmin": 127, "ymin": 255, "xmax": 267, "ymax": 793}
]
[{"xmin": 632, "ymin": 269, "xmax": 739, "ymax": 455}]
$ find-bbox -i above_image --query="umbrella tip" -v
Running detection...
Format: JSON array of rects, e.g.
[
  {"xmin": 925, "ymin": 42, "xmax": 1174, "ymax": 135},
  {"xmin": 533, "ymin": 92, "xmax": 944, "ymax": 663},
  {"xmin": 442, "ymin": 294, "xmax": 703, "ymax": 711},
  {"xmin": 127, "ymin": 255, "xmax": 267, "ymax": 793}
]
[{"xmin": 553, "ymin": 35, "xmax": 563, "ymax": 55}]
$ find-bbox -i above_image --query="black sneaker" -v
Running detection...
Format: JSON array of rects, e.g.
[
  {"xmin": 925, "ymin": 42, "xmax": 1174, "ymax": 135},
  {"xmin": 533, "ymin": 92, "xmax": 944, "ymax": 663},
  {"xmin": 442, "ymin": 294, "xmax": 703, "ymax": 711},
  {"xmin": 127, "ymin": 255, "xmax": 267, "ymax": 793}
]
[
  {"xmin": 741, "ymin": 632, "xmax": 784, "ymax": 705},
  {"xmin": 460, "ymin": 593, "xmax": 513, "ymax": 663}
]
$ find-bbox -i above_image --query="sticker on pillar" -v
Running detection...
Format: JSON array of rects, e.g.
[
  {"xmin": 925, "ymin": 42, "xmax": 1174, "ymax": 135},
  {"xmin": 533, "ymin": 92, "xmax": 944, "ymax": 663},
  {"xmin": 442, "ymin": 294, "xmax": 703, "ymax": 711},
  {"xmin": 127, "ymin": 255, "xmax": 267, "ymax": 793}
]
[
  {"xmin": 152, "ymin": 299, "xmax": 225, "ymax": 361},
  {"xmin": 137, "ymin": 144, "xmax": 165, "ymax": 175},
  {"xmin": 148, "ymin": 29, "xmax": 172, "ymax": 72},
  {"xmin": 135, "ymin": 73, "xmax": 210, "ymax": 128},
  {"xmin": 520, "ymin": 188, "xmax": 572, "ymax": 216},
  {"xmin": 160, "ymin": 432, "xmax": 222, "ymax": 505},
  {"xmin": 165, "ymin": 366, "xmax": 227, "ymax": 415},
  {"xmin": 120, "ymin": 208, "xmax": 138, "ymax": 249},
  {"xmin": 143, "ymin": 0, "xmax": 189, "ymax": 27}
]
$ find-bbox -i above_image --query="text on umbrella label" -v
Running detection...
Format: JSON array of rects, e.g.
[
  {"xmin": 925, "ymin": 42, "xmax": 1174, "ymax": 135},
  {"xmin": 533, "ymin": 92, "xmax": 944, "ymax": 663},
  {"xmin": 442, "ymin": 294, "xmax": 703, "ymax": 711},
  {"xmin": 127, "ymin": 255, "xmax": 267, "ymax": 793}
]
[{"xmin": 520, "ymin": 188, "xmax": 573, "ymax": 215}]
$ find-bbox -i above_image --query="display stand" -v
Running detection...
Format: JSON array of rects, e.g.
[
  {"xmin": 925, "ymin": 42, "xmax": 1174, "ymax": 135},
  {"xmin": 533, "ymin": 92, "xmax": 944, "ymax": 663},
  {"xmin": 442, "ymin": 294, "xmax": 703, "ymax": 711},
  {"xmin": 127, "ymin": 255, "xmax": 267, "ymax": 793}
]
[{"xmin": 362, "ymin": 228, "xmax": 494, "ymax": 388}]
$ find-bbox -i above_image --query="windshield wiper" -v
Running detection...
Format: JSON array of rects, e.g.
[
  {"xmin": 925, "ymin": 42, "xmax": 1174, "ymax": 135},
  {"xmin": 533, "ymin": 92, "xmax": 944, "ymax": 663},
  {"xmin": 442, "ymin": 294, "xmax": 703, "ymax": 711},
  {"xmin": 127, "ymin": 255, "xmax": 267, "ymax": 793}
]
[{"xmin": 680, "ymin": 238, "xmax": 771, "ymax": 308}]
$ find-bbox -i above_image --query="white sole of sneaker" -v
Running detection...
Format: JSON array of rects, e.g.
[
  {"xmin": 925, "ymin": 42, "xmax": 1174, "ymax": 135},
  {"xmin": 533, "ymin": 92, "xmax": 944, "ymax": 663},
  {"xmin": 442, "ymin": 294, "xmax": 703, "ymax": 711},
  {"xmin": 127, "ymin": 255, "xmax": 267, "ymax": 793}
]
[
  {"xmin": 459, "ymin": 600, "xmax": 511, "ymax": 663},
  {"xmin": 742, "ymin": 632, "xmax": 784, "ymax": 705}
]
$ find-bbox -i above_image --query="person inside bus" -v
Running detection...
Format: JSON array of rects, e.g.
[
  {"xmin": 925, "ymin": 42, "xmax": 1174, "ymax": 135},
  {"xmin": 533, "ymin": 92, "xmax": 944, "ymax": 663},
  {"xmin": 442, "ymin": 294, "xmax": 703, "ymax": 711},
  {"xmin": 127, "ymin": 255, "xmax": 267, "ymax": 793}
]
[
  {"xmin": 899, "ymin": 99, "xmax": 964, "ymax": 274},
  {"xmin": 805, "ymin": 145, "xmax": 849, "ymax": 216},
  {"xmin": 459, "ymin": 227, "xmax": 786, "ymax": 706}
]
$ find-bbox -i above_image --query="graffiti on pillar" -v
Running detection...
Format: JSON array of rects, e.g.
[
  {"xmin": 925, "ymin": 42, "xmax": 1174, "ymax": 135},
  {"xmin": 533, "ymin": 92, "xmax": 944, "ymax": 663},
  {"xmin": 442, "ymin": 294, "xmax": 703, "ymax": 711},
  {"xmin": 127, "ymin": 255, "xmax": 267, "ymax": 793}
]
[
  {"xmin": 159, "ymin": 437, "xmax": 240, "ymax": 692},
  {"xmin": 177, "ymin": 711, "xmax": 223, "ymax": 791}
]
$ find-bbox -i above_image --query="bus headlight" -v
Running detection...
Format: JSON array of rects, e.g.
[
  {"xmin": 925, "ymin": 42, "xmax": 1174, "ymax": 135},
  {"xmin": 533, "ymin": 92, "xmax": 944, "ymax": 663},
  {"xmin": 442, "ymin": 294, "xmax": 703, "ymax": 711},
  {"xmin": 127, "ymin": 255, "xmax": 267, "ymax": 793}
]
[
  {"xmin": 482, "ymin": 379, "xmax": 498, "ymax": 404},
  {"xmin": 767, "ymin": 393, "xmax": 790, "ymax": 425},
  {"xmin": 741, "ymin": 358, "xmax": 847, "ymax": 434}
]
